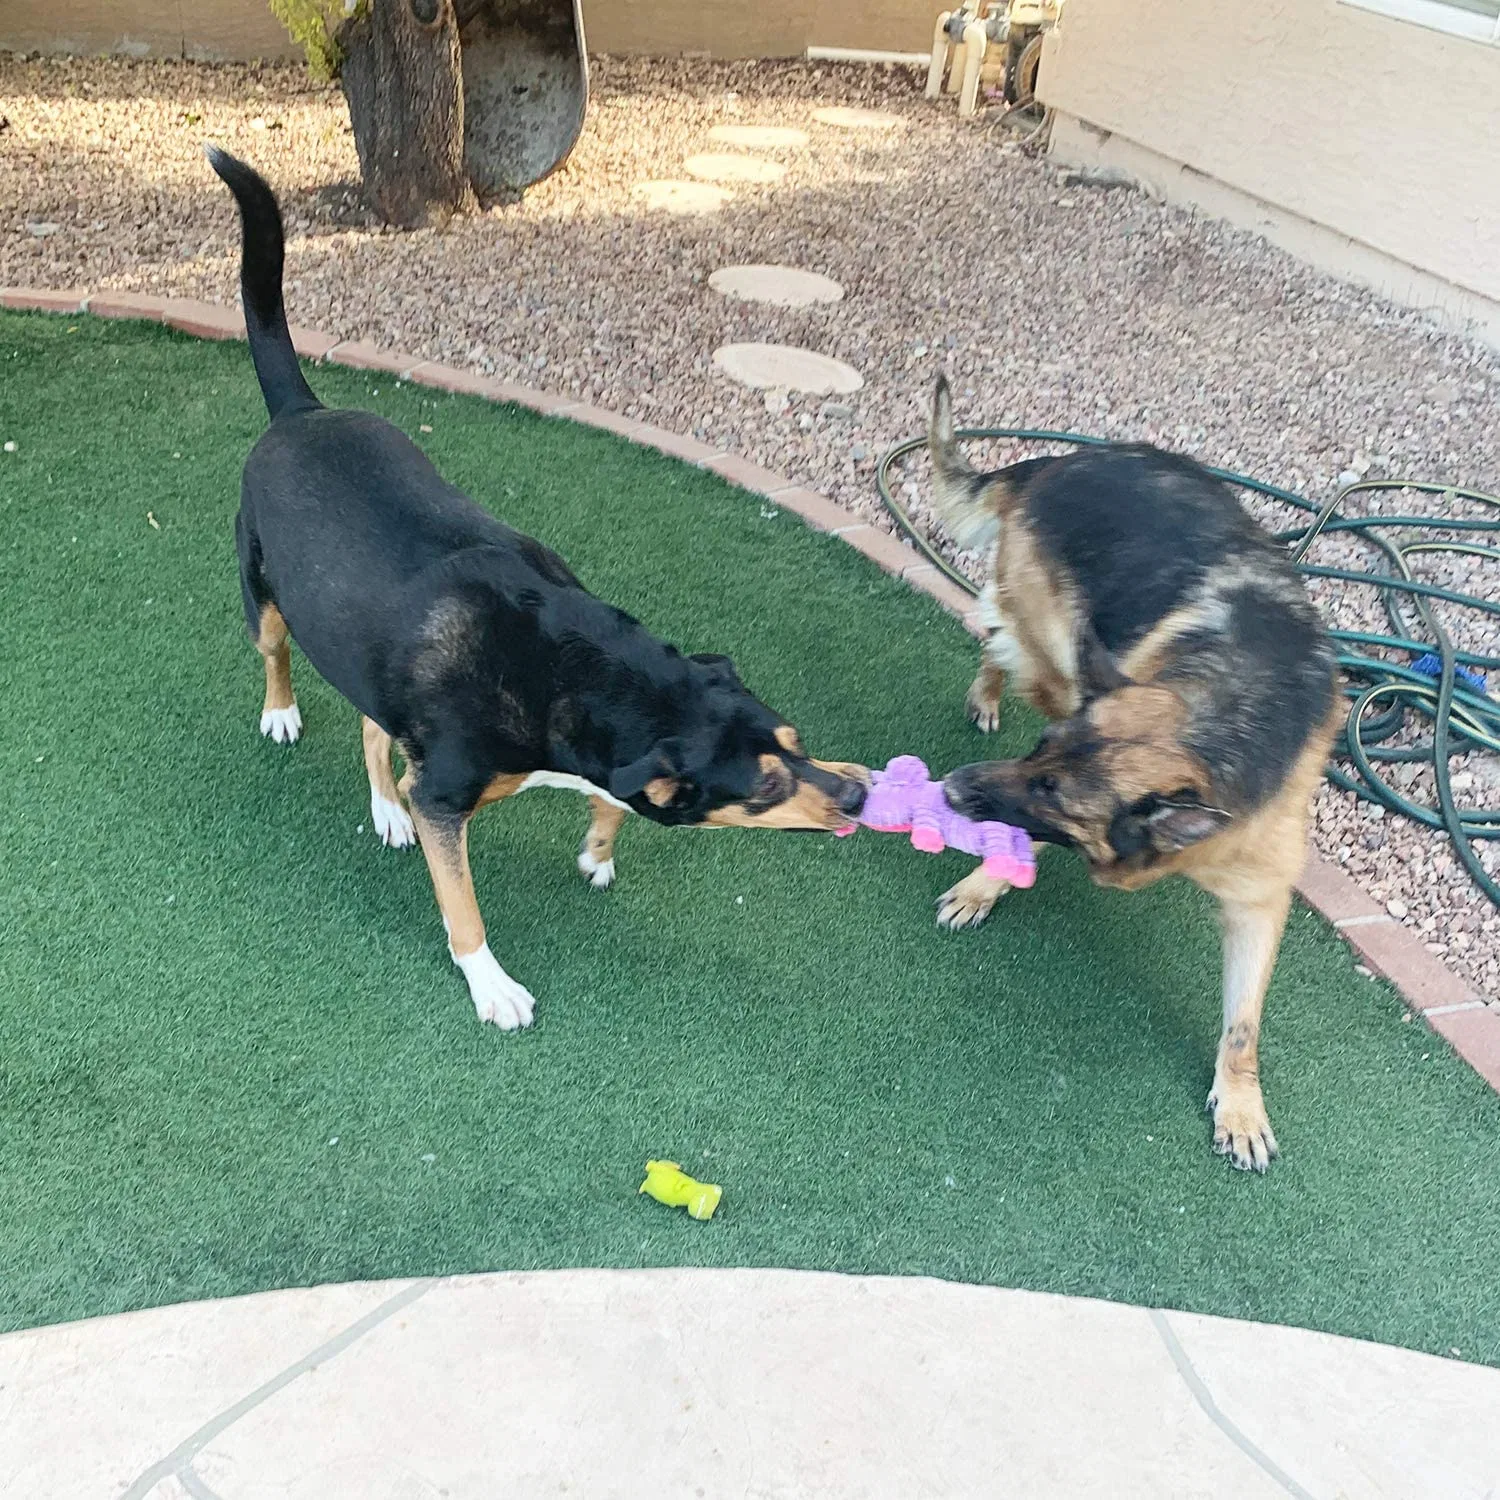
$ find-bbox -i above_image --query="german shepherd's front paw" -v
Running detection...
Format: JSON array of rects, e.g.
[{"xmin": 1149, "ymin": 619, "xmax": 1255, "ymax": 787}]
[
  {"xmin": 935, "ymin": 867, "xmax": 1009, "ymax": 929},
  {"xmin": 1207, "ymin": 1082, "xmax": 1279, "ymax": 1173},
  {"xmin": 965, "ymin": 678, "xmax": 1002, "ymax": 734}
]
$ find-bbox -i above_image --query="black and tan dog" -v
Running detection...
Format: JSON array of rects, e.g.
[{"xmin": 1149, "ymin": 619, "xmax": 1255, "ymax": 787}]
[
  {"xmin": 927, "ymin": 377, "xmax": 1339, "ymax": 1171},
  {"xmin": 208, "ymin": 148, "xmax": 866, "ymax": 1030}
]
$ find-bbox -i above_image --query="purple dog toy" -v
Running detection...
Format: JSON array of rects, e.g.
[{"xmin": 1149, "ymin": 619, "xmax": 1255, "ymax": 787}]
[{"xmin": 837, "ymin": 755, "xmax": 1036, "ymax": 887}]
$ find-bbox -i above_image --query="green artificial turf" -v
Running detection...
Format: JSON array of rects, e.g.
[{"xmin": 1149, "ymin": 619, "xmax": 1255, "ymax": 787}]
[{"xmin": 3, "ymin": 311, "xmax": 1499, "ymax": 1364}]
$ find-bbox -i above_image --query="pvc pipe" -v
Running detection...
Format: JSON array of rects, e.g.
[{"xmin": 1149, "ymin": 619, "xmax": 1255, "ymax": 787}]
[
  {"xmin": 806, "ymin": 46, "xmax": 934, "ymax": 66},
  {"xmin": 923, "ymin": 15, "xmax": 952, "ymax": 98},
  {"xmin": 945, "ymin": 38, "xmax": 965, "ymax": 93},
  {"xmin": 958, "ymin": 21, "xmax": 987, "ymax": 116}
]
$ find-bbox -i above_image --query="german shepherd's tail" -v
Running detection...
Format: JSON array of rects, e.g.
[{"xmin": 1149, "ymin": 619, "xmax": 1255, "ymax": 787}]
[
  {"xmin": 928, "ymin": 374, "xmax": 1000, "ymax": 551},
  {"xmin": 204, "ymin": 146, "xmax": 321, "ymax": 422}
]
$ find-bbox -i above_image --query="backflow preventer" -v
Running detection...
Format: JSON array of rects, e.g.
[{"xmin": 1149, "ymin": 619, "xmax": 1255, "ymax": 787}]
[{"xmin": 925, "ymin": 1, "xmax": 1058, "ymax": 123}]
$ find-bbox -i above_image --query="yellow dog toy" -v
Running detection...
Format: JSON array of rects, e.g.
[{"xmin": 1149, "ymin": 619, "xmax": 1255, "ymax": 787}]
[{"xmin": 639, "ymin": 1160, "xmax": 722, "ymax": 1221}]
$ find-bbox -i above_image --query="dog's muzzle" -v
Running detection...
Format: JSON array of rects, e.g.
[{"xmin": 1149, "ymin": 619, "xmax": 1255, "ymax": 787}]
[
  {"xmin": 942, "ymin": 762, "xmax": 991, "ymax": 819},
  {"xmin": 944, "ymin": 763, "xmax": 1072, "ymax": 847}
]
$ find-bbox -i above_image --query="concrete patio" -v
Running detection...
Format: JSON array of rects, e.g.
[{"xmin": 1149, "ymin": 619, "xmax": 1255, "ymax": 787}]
[{"xmin": 4, "ymin": 1268, "xmax": 1497, "ymax": 1499}]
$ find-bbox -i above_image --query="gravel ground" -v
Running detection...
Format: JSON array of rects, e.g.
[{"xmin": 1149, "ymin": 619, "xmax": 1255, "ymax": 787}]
[{"xmin": 3, "ymin": 52, "xmax": 1497, "ymax": 998}]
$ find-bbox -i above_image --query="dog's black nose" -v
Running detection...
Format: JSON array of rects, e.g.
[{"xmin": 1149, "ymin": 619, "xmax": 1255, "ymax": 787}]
[{"xmin": 838, "ymin": 779, "xmax": 867, "ymax": 815}]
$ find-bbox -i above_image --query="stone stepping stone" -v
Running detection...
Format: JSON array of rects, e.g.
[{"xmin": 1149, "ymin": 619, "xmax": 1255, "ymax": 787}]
[
  {"xmin": 632, "ymin": 180, "xmax": 734, "ymax": 214},
  {"xmin": 708, "ymin": 265, "xmax": 844, "ymax": 308},
  {"xmin": 683, "ymin": 153, "xmax": 787, "ymax": 185},
  {"xmin": 707, "ymin": 125, "xmax": 810, "ymax": 150},
  {"xmin": 812, "ymin": 106, "xmax": 902, "ymax": 131},
  {"xmin": 713, "ymin": 342, "xmax": 864, "ymax": 395}
]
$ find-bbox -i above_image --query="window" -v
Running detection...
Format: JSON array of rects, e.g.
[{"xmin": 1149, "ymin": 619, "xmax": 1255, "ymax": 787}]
[{"xmin": 1341, "ymin": 0, "xmax": 1500, "ymax": 44}]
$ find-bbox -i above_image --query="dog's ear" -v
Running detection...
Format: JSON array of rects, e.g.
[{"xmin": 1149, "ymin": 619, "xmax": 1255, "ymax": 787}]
[
  {"xmin": 609, "ymin": 737, "xmax": 686, "ymax": 805},
  {"xmin": 1144, "ymin": 798, "xmax": 1232, "ymax": 851},
  {"xmin": 688, "ymin": 652, "xmax": 743, "ymax": 690},
  {"xmin": 1110, "ymin": 791, "xmax": 1230, "ymax": 858},
  {"xmin": 1078, "ymin": 623, "xmax": 1130, "ymax": 703}
]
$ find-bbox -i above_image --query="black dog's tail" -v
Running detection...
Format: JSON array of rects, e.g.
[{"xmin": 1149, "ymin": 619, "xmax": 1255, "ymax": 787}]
[{"xmin": 204, "ymin": 145, "xmax": 320, "ymax": 421}]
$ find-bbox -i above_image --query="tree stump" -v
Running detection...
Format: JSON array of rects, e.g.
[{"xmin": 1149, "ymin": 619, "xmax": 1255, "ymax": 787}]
[{"xmin": 337, "ymin": 0, "xmax": 475, "ymax": 229}]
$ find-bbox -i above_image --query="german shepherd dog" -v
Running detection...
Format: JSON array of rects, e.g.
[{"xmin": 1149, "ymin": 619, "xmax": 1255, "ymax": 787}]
[{"xmin": 927, "ymin": 377, "xmax": 1339, "ymax": 1171}]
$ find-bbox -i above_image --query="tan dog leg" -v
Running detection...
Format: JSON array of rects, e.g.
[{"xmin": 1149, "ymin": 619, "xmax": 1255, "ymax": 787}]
[
  {"xmin": 577, "ymin": 796, "xmax": 628, "ymax": 889},
  {"xmin": 256, "ymin": 603, "xmax": 301, "ymax": 744},
  {"xmin": 402, "ymin": 771, "xmax": 535, "ymax": 1030},
  {"xmin": 936, "ymin": 863, "xmax": 1011, "ymax": 929},
  {"xmin": 965, "ymin": 659, "xmax": 1006, "ymax": 734},
  {"xmin": 362, "ymin": 716, "xmax": 416, "ymax": 849},
  {"xmin": 1207, "ymin": 892, "xmax": 1290, "ymax": 1172}
]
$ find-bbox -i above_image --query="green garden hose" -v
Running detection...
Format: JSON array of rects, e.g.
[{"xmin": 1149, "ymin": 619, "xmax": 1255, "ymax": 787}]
[{"xmin": 875, "ymin": 429, "xmax": 1500, "ymax": 909}]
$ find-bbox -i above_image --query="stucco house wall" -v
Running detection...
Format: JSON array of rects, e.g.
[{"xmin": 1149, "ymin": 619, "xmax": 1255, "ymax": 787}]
[
  {"xmin": 0, "ymin": 0, "xmax": 941, "ymax": 63},
  {"xmin": 1038, "ymin": 0, "xmax": 1500, "ymax": 343}
]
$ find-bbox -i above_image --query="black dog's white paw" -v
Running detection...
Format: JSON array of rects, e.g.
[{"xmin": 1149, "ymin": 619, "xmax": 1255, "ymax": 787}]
[
  {"xmin": 260, "ymin": 704, "xmax": 302, "ymax": 744},
  {"xmin": 370, "ymin": 791, "xmax": 417, "ymax": 850},
  {"xmin": 452, "ymin": 944, "xmax": 537, "ymax": 1030},
  {"xmin": 577, "ymin": 848, "xmax": 616, "ymax": 889}
]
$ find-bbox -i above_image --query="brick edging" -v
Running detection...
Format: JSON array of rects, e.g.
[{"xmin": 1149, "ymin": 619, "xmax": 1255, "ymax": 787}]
[{"xmin": 5, "ymin": 284, "xmax": 1496, "ymax": 1094}]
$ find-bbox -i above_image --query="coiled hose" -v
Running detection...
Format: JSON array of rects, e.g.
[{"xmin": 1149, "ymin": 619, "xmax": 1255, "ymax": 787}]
[{"xmin": 875, "ymin": 428, "xmax": 1500, "ymax": 909}]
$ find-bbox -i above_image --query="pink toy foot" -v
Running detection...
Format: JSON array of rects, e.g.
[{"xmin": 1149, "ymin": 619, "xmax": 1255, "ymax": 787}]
[
  {"xmin": 980, "ymin": 825, "xmax": 1036, "ymax": 888},
  {"xmin": 982, "ymin": 853, "xmax": 1036, "ymax": 888}
]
